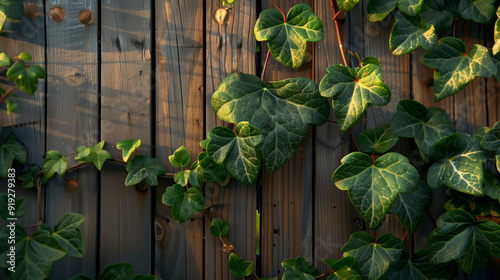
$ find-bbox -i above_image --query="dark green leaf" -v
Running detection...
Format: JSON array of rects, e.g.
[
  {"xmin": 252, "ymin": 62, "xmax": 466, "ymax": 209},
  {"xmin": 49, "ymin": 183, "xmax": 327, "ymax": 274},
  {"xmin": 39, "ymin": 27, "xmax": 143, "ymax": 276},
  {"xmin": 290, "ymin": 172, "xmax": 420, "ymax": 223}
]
[
  {"xmin": 0, "ymin": 145, "xmax": 14, "ymax": 178},
  {"xmin": 474, "ymin": 126, "xmax": 492, "ymax": 141},
  {"xmin": 192, "ymin": 152, "xmax": 229, "ymax": 186},
  {"xmin": 367, "ymin": 0, "xmax": 424, "ymax": 21},
  {"xmin": 162, "ymin": 184, "xmax": 205, "ymax": 223},
  {"xmin": 0, "ymin": 52, "xmax": 10, "ymax": 67},
  {"xmin": 16, "ymin": 52, "xmax": 32, "ymax": 61},
  {"xmin": 336, "ymin": 0, "xmax": 360, "ymax": 11},
  {"xmin": 357, "ymin": 125, "xmax": 399, "ymax": 154},
  {"xmin": 5, "ymin": 99, "xmax": 20, "ymax": 114},
  {"xmin": 282, "ymin": 257, "xmax": 319, "ymax": 280},
  {"xmin": 360, "ymin": 56, "xmax": 381, "ymax": 67},
  {"xmin": 333, "ymin": 152, "xmax": 419, "ymax": 229},
  {"xmin": 207, "ymin": 122, "xmax": 263, "ymax": 185},
  {"xmin": 420, "ymin": 0, "xmax": 455, "ymax": 33},
  {"xmin": 458, "ymin": 0, "xmax": 495, "ymax": 24},
  {"xmin": 0, "ymin": 193, "xmax": 27, "ymax": 220},
  {"xmin": 116, "ymin": 139, "xmax": 141, "ymax": 162},
  {"xmin": 168, "ymin": 145, "xmax": 191, "ymax": 168},
  {"xmin": 228, "ymin": 253, "xmax": 254, "ymax": 278},
  {"xmin": 319, "ymin": 64, "xmax": 391, "ymax": 132},
  {"xmin": 75, "ymin": 141, "xmax": 112, "ymax": 170},
  {"xmin": 390, "ymin": 11, "xmax": 437, "ymax": 55},
  {"xmin": 341, "ymin": 231, "xmax": 404, "ymax": 280},
  {"xmin": 69, "ymin": 275, "xmax": 91, "ymax": 280},
  {"xmin": 18, "ymin": 165, "xmax": 40, "ymax": 189},
  {"xmin": 98, "ymin": 263, "xmax": 157, "ymax": 280},
  {"xmin": 254, "ymin": 4, "xmax": 323, "ymax": 68},
  {"xmin": 0, "ymin": 225, "xmax": 66, "ymax": 280},
  {"xmin": 484, "ymin": 168, "xmax": 500, "ymax": 201},
  {"xmin": 390, "ymin": 181, "xmax": 432, "ymax": 234},
  {"xmin": 420, "ymin": 37, "xmax": 496, "ymax": 101},
  {"xmin": 199, "ymin": 139, "xmax": 209, "ymax": 150},
  {"xmin": 390, "ymin": 100, "xmax": 453, "ymax": 163},
  {"xmin": 53, "ymin": 213, "xmax": 85, "ymax": 258},
  {"xmin": 7, "ymin": 61, "xmax": 46, "ymax": 95},
  {"xmin": 188, "ymin": 169, "xmax": 204, "ymax": 189},
  {"xmin": 210, "ymin": 217, "xmax": 229, "ymax": 237},
  {"xmin": 381, "ymin": 249, "xmax": 449, "ymax": 280},
  {"xmin": 125, "ymin": 155, "xmax": 166, "ymax": 186},
  {"xmin": 427, "ymin": 209, "xmax": 500, "ymax": 273},
  {"xmin": 43, "ymin": 150, "xmax": 69, "ymax": 180},
  {"xmin": 427, "ymin": 133, "xmax": 489, "ymax": 195},
  {"xmin": 489, "ymin": 48, "xmax": 500, "ymax": 82},
  {"xmin": 323, "ymin": 257, "xmax": 362, "ymax": 280},
  {"xmin": 0, "ymin": 0, "xmax": 23, "ymax": 19},
  {"xmin": 481, "ymin": 121, "xmax": 500, "ymax": 154},
  {"xmin": 3, "ymin": 131, "xmax": 27, "ymax": 164},
  {"xmin": 212, "ymin": 73, "xmax": 329, "ymax": 173}
]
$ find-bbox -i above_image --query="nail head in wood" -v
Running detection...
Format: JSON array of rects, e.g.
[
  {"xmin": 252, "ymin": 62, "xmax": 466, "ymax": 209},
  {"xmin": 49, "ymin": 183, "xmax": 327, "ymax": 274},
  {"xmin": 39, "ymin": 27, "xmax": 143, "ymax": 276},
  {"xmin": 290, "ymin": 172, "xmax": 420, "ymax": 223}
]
[
  {"xmin": 79, "ymin": 9, "xmax": 92, "ymax": 25},
  {"xmin": 64, "ymin": 179, "xmax": 78, "ymax": 193},
  {"xmin": 50, "ymin": 7, "xmax": 65, "ymax": 22},
  {"xmin": 24, "ymin": 4, "xmax": 40, "ymax": 19}
]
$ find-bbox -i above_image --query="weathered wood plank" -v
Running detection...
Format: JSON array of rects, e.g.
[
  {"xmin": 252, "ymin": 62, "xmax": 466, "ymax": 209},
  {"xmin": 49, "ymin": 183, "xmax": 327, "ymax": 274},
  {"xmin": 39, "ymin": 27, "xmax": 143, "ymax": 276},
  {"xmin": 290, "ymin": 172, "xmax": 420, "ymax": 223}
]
[
  {"xmin": 100, "ymin": 0, "xmax": 152, "ymax": 274},
  {"xmin": 260, "ymin": 0, "xmax": 314, "ymax": 277},
  {"xmin": 44, "ymin": 1, "xmax": 99, "ymax": 278},
  {"xmin": 0, "ymin": 1, "xmax": 45, "ymax": 232},
  {"xmin": 154, "ymin": 0, "xmax": 204, "ymax": 278},
  {"xmin": 313, "ymin": 0, "xmax": 362, "ymax": 273},
  {"xmin": 205, "ymin": 0, "xmax": 258, "ymax": 279}
]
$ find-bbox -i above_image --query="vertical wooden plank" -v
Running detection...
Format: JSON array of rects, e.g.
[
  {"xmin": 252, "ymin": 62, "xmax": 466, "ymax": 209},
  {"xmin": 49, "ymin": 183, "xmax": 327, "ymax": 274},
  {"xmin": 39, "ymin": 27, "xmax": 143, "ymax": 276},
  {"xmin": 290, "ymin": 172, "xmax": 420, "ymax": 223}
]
[
  {"xmin": 0, "ymin": 1, "xmax": 45, "ymax": 231},
  {"xmin": 205, "ymin": 0, "xmax": 257, "ymax": 279},
  {"xmin": 260, "ymin": 0, "xmax": 314, "ymax": 277},
  {"xmin": 44, "ymin": 1, "xmax": 99, "ymax": 278},
  {"xmin": 100, "ymin": 0, "xmax": 152, "ymax": 273},
  {"xmin": 154, "ymin": 0, "xmax": 204, "ymax": 278}
]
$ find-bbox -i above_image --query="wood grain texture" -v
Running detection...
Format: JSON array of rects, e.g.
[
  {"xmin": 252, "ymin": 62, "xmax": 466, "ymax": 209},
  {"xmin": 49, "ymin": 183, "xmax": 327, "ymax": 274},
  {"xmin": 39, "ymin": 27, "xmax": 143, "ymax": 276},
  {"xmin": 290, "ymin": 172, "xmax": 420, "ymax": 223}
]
[
  {"xmin": 100, "ymin": 0, "xmax": 152, "ymax": 274},
  {"xmin": 44, "ymin": 1, "xmax": 99, "ymax": 278},
  {"xmin": 154, "ymin": 0, "xmax": 204, "ymax": 278},
  {"xmin": 313, "ymin": 0, "xmax": 362, "ymax": 273},
  {"xmin": 0, "ymin": 0, "xmax": 45, "ymax": 232},
  {"xmin": 205, "ymin": 0, "xmax": 258, "ymax": 279}
]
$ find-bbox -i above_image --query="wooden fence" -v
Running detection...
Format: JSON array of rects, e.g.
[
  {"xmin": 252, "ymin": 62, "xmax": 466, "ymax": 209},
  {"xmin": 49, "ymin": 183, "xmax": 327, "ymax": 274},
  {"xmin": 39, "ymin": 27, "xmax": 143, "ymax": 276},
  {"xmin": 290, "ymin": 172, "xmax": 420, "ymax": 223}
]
[{"xmin": 1, "ymin": 0, "xmax": 499, "ymax": 279}]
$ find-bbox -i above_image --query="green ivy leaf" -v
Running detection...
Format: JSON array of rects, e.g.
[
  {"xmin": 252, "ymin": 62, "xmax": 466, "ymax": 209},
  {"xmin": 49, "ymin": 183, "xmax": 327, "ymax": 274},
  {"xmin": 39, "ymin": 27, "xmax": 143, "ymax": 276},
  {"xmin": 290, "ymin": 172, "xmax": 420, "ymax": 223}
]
[
  {"xmin": 212, "ymin": 73, "xmax": 329, "ymax": 173},
  {"xmin": 474, "ymin": 126, "xmax": 492, "ymax": 141},
  {"xmin": 174, "ymin": 170, "xmax": 190, "ymax": 186},
  {"xmin": 381, "ymin": 249, "xmax": 449, "ymax": 280},
  {"xmin": 0, "ymin": 0, "xmax": 23, "ymax": 20},
  {"xmin": 0, "ymin": 225, "xmax": 66, "ymax": 280},
  {"xmin": 481, "ymin": 121, "xmax": 500, "ymax": 154},
  {"xmin": 228, "ymin": 253, "xmax": 254, "ymax": 278},
  {"xmin": 125, "ymin": 155, "xmax": 166, "ymax": 186},
  {"xmin": 116, "ymin": 139, "xmax": 141, "ymax": 162},
  {"xmin": 333, "ymin": 152, "xmax": 419, "ymax": 229},
  {"xmin": 207, "ymin": 122, "xmax": 263, "ymax": 185},
  {"xmin": 493, "ymin": 7, "xmax": 500, "ymax": 55},
  {"xmin": 53, "ymin": 213, "xmax": 85, "ymax": 258},
  {"xmin": 497, "ymin": 154, "xmax": 500, "ymax": 173},
  {"xmin": 3, "ymin": 131, "xmax": 27, "ymax": 164},
  {"xmin": 341, "ymin": 231, "xmax": 404, "ymax": 280},
  {"xmin": 367, "ymin": 0, "xmax": 424, "ymax": 21},
  {"xmin": 281, "ymin": 257, "xmax": 319, "ymax": 280},
  {"xmin": 319, "ymin": 64, "xmax": 391, "ymax": 132},
  {"xmin": 5, "ymin": 99, "xmax": 20, "ymax": 114},
  {"xmin": 390, "ymin": 11, "xmax": 437, "ymax": 55},
  {"xmin": 199, "ymin": 139, "xmax": 209, "ymax": 150},
  {"xmin": 221, "ymin": 0, "xmax": 235, "ymax": 6},
  {"xmin": 6, "ymin": 61, "xmax": 46, "ymax": 95},
  {"xmin": 356, "ymin": 125, "xmax": 399, "ymax": 154},
  {"xmin": 18, "ymin": 165, "xmax": 40, "ymax": 189},
  {"xmin": 360, "ymin": 56, "xmax": 381, "ymax": 67},
  {"xmin": 420, "ymin": 0, "xmax": 455, "ymax": 33},
  {"xmin": 69, "ymin": 275, "xmax": 91, "ymax": 280},
  {"xmin": 322, "ymin": 257, "xmax": 362, "ymax": 280},
  {"xmin": 427, "ymin": 133, "xmax": 489, "ymax": 195},
  {"xmin": 16, "ymin": 52, "xmax": 32, "ymax": 62},
  {"xmin": 75, "ymin": 141, "xmax": 112, "ymax": 170},
  {"xmin": 210, "ymin": 217, "xmax": 229, "ymax": 237},
  {"xmin": 162, "ymin": 184, "xmax": 204, "ymax": 223},
  {"xmin": 420, "ymin": 37, "xmax": 496, "ymax": 101},
  {"xmin": 97, "ymin": 263, "xmax": 157, "ymax": 280},
  {"xmin": 457, "ymin": 0, "xmax": 495, "ymax": 24},
  {"xmin": 0, "ymin": 193, "xmax": 27, "ymax": 220},
  {"xmin": 0, "ymin": 52, "xmax": 10, "ymax": 67},
  {"xmin": 188, "ymin": 170, "xmax": 204, "ymax": 189},
  {"xmin": 390, "ymin": 100, "xmax": 453, "ymax": 163},
  {"xmin": 191, "ymin": 152, "xmax": 229, "ymax": 186},
  {"xmin": 254, "ymin": 4, "xmax": 323, "ymax": 69},
  {"xmin": 336, "ymin": 0, "xmax": 360, "ymax": 11},
  {"xmin": 484, "ymin": 168, "xmax": 500, "ymax": 201},
  {"xmin": 390, "ymin": 181, "xmax": 432, "ymax": 234},
  {"xmin": 43, "ymin": 150, "xmax": 69, "ymax": 180},
  {"xmin": 427, "ymin": 209, "xmax": 500, "ymax": 273},
  {"xmin": 169, "ymin": 145, "xmax": 191, "ymax": 168}
]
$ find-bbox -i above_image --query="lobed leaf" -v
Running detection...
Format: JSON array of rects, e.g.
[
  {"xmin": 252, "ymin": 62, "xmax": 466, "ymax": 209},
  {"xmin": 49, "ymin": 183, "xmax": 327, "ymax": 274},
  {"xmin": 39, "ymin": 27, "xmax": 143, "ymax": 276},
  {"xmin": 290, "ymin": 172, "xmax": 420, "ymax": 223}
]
[
  {"xmin": 7, "ymin": 60, "xmax": 46, "ymax": 95},
  {"xmin": 390, "ymin": 181, "xmax": 432, "ymax": 234},
  {"xmin": 75, "ymin": 141, "xmax": 112, "ymax": 170},
  {"xmin": 228, "ymin": 253, "xmax": 254, "ymax": 278},
  {"xmin": 322, "ymin": 257, "xmax": 361, "ymax": 280},
  {"xmin": 0, "ymin": 0, "xmax": 23, "ymax": 20},
  {"xmin": 420, "ymin": 0, "xmax": 455, "ymax": 33},
  {"xmin": 0, "ymin": 193, "xmax": 27, "ymax": 220},
  {"xmin": 480, "ymin": 121, "xmax": 500, "ymax": 154},
  {"xmin": 281, "ymin": 257, "xmax": 319, "ymax": 280},
  {"xmin": 381, "ymin": 249, "xmax": 449, "ymax": 280},
  {"xmin": 356, "ymin": 125, "xmax": 399, "ymax": 154},
  {"xmin": 18, "ymin": 165, "xmax": 40, "ymax": 189},
  {"xmin": 125, "ymin": 155, "xmax": 166, "ymax": 186},
  {"xmin": 0, "ymin": 52, "xmax": 9, "ymax": 67},
  {"xmin": 97, "ymin": 263, "xmax": 156, "ymax": 280},
  {"xmin": 116, "ymin": 139, "xmax": 141, "ymax": 162},
  {"xmin": 169, "ymin": 145, "xmax": 191, "ymax": 168},
  {"xmin": 43, "ymin": 150, "xmax": 69, "ymax": 180},
  {"xmin": 367, "ymin": 0, "xmax": 424, "ymax": 22},
  {"xmin": 53, "ymin": 213, "xmax": 85, "ymax": 258},
  {"xmin": 336, "ymin": 0, "xmax": 360, "ymax": 11},
  {"xmin": 390, "ymin": 11, "xmax": 437, "ymax": 55},
  {"xmin": 458, "ymin": 0, "xmax": 495, "ymax": 24},
  {"xmin": 0, "ymin": 131, "xmax": 27, "ymax": 177},
  {"xmin": 494, "ymin": 6, "xmax": 500, "ymax": 55},
  {"xmin": 162, "ymin": 184, "xmax": 205, "ymax": 223},
  {"xmin": 209, "ymin": 217, "xmax": 229, "ymax": 237}
]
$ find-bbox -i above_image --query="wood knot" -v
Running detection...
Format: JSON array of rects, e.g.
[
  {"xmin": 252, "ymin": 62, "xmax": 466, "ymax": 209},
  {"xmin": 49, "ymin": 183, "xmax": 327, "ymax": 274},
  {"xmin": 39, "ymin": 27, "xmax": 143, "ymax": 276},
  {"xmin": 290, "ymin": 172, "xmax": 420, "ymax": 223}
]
[
  {"xmin": 79, "ymin": 9, "xmax": 92, "ymax": 25},
  {"xmin": 50, "ymin": 7, "xmax": 65, "ymax": 22}
]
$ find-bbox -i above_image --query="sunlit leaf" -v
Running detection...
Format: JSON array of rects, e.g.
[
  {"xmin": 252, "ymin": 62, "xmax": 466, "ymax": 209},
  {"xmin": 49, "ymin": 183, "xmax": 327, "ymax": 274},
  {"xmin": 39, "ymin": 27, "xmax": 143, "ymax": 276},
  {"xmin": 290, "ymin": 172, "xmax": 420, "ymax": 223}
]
[
  {"xmin": 367, "ymin": 0, "xmax": 424, "ymax": 21},
  {"xmin": 43, "ymin": 150, "xmax": 69, "ymax": 180},
  {"xmin": 116, "ymin": 139, "xmax": 141, "ymax": 162},
  {"xmin": 75, "ymin": 141, "xmax": 112, "ymax": 170},
  {"xmin": 336, "ymin": 0, "xmax": 360, "ymax": 11},
  {"xmin": 6, "ymin": 60, "xmax": 46, "ymax": 95},
  {"xmin": 168, "ymin": 145, "xmax": 190, "ymax": 168},
  {"xmin": 390, "ymin": 11, "xmax": 437, "ymax": 55},
  {"xmin": 125, "ymin": 155, "xmax": 166, "ymax": 186}
]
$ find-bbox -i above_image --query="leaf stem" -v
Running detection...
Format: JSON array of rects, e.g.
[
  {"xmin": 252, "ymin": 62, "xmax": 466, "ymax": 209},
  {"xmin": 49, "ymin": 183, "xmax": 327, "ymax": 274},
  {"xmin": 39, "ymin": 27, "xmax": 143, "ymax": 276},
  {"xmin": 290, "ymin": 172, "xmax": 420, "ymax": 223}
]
[
  {"xmin": 271, "ymin": 0, "xmax": 286, "ymax": 23},
  {"xmin": 329, "ymin": 0, "xmax": 348, "ymax": 67},
  {"xmin": 460, "ymin": 19, "xmax": 472, "ymax": 50},
  {"xmin": 402, "ymin": 230, "xmax": 408, "ymax": 242},
  {"xmin": 373, "ymin": 230, "xmax": 377, "ymax": 243},
  {"xmin": 315, "ymin": 271, "xmax": 335, "ymax": 279},
  {"xmin": 289, "ymin": 0, "xmax": 293, "ymax": 10},
  {"xmin": 348, "ymin": 128, "xmax": 360, "ymax": 152},
  {"xmin": 0, "ymin": 88, "xmax": 14, "ymax": 104},
  {"xmin": 326, "ymin": 119, "xmax": 338, "ymax": 124},
  {"xmin": 261, "ymin": 49, "xmax": 271, "ymax": 81}
]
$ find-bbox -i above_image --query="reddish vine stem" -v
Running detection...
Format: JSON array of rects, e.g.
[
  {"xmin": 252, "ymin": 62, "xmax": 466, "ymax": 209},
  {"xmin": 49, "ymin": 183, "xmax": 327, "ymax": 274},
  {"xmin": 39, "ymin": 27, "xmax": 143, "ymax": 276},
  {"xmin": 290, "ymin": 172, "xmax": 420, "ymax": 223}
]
[
  {"xmin": 452, "ymin": 18, "xmax": 458, "ymax": 38},
  {"xmin": 261, "ymin": 49, "xmax": 271, "ymax": 81},
  {"xmin": 0, "ymin": 88, "xmax": 14, "ymax": 104},
  {"xmin": 326, "ymin": 119, "xmax": 338, "ymax": 124},
  {"xmin": 328, "ymin": 0, "xmax": 348, "ymax": 67},
  {"xmin": 289, "ymin": 0, "xmax": 293, "ymax": 10},
  {"xmin": 373, "ymin": 230, "xmax": 377, "ymax": 243},
  {"xmin": 402, "ymin": 230, "xmax": 408, "ymax": 242},
  {"xmin": 460, "ymin": 19, "xmax": 472, "ymax": 49},
  {"xmin": 202, "ymin": 210, "xmax": 260, "ymax": 280},
  {"xmin": 271, "ymin": 0, "xmax": 286, "ymax": 22},
  {"xmin": 348, "ymin": 128, "xmax": 360, "ymax": 152}
]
